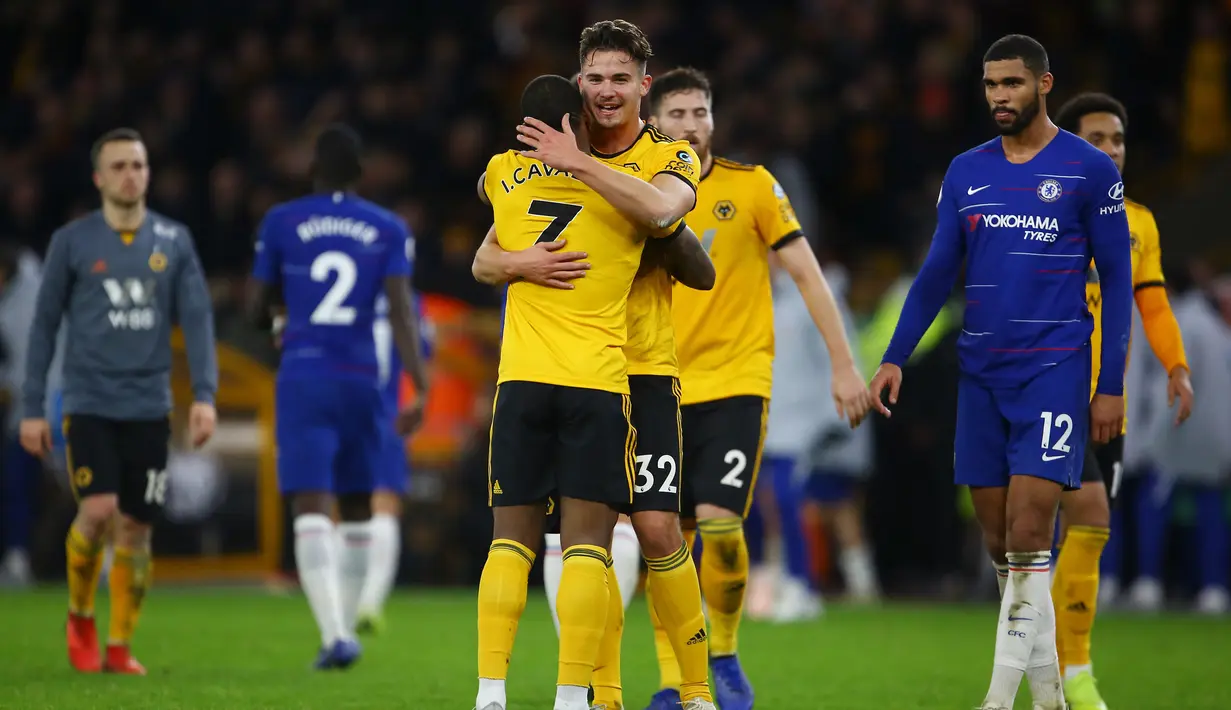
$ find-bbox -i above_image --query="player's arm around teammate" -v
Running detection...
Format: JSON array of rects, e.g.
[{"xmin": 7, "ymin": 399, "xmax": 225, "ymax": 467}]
[{"xmin": 21, "ymin": 128, "xmax": 218, "ymax": 676}]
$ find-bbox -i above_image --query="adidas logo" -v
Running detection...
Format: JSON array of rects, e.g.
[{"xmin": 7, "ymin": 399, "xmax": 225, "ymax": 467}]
[
  {"xmin": 492, "ymin": 480, "xmax": 503, "ymax": 495},
  {"xmin": 1066, "ymin": 601, "xmax": 1089, "ymax": 613},
  {"xmin": 686, "ymin": 628, "xmax": 707, "ymax": 645}
]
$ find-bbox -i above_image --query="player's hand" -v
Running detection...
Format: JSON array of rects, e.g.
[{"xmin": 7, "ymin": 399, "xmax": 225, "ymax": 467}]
[
  {"xmin": 831, "ymin": 361, "xmax": 874, "ymax": 428},
  {"xmin": 1167, "ymin": 365, "xmax": 1194, "ymax": 426},
  {"xmin": 516, "ymin": 115, "xmax": 586, "ymax": 172},
  {"xmin": 189, "ymin": 402, "xmax": 217, "ymax": 448},
  {"xmin": 508, "ymin": 239, "xmax": 590, "ymax": 289},
  {"xmin": 19, "ymin": 418, "xmax": 51, "ymax": 457},
  {"xmin": 1089, "ymin": 394, "xmax": 1124, "ymax": 444},
  {"xmin": 396, "ymin": 394, "xmax": 427, "ymax": 436},
  {"xmin": 867, "ymin": 363, "xmax": 902, "ymax": 419}
]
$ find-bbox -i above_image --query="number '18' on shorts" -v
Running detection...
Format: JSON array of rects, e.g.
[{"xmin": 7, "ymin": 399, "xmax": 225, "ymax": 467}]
[{"xmin": 954, "ymin": 346, "xmax": 1090, "ymax": 489}]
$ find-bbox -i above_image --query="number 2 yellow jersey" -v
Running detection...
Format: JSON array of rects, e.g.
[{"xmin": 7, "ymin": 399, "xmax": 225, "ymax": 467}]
[
  {"xmin": 591, "ymin": 124, "xmax": 701, "ymax": 378},
  {"xmin": 672, "ymin": 158, "xmax": 804, "ymax": 404},
  {"xmin": 1086, "ymin": 198, "xmax": 1166, "ymax": 432},
  {"xmin": 484, "ymin": 150, "xmax": 645, "ymax": 394}
]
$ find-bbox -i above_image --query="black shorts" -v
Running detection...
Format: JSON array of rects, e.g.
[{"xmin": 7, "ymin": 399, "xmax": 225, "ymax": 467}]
[
  {"xmin": 488, "ymin": 381, "xmax": 635, "ymax": 511},
  {"xmin": 1078, "ymin": 433, "xmax": 1125, "ymax": 499},
  {"xmin": 680, "ymin": 395, "xmax": 768, "ymax": 519},
  {"xmin": 626, "ymin": 375, "xmax": 683, "ymax": 514},
  {"xmin": 64, "ymin": 414, "xmax": 171, "ymax": 523}
]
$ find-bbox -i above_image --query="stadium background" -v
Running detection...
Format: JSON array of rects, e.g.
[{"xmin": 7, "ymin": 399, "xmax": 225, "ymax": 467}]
[{"xmin": 2, "ymin": 0, "xmax": 1231, "ymax": 607}]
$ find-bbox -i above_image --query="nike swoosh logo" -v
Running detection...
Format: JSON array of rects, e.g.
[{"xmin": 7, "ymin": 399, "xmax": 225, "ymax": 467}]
[
  {"xmin": 967, "ymin": 185, "xmax": 990, "ymax": 195},
  {"xmin": 1007, "ymin": 615, "xmax": 1032, "ymax": 622},
  {"xmin": 1042, "ymin": 453, "xmax": 1064, "ymax": 462}
]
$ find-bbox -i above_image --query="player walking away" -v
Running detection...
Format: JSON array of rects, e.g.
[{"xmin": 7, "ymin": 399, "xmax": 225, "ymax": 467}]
[
  {"xmin": 1049, "ymin": 92, "xmax": 1193, "ymax": 710},
  {"xmin": 21, "ymin": 128, "xmax": 219, "ymax": 675},
  {"xmin": 641, "ymin": 66, "xmax": 874, "ymax": 710},
  {"xmin": 354, "ymin": 263, "xmax": 434, "ymax": 635},
  {"xmin": 868, "ymin": 36, "xmax": 1134, "ymax": 710},
  {"xmin": 247, "ymin": 124, "xmax": 429, "ymax": 670}
]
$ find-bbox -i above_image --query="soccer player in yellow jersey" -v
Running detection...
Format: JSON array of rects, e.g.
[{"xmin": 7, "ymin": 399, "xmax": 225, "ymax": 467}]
[
  {"xmin": 644, "ymin": 67, "xmax": 874, "ymax": 710},
  {"xmin": 1051, "ymin": 92, "xmax": 1195, "ymax": 710}
]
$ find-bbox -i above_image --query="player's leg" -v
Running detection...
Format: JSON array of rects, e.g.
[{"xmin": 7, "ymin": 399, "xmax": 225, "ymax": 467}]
[
  {"xmin": 275, "ymin": 381, "xmax": 352, "ymax": 666},
  {"xmin": 770, "ymin": 457, "xmax": 820, "ymax": 621},
  {"xmin": 992, "ymin": 354, "xmax": 1092, "ymax": 710},
  {"xmin": 1054, "ymin": 438, "xmax": 1116, "ymax": 710},
  {"xmin": 61, "ymin": 414, "xmax": 123, "ymax": 673},
  {"xmin": 689, "ymin": 396, "xmax": 766, "ymax": 710},
  {"xmin": 627, "ymin": 376, "xmax": 713, "ymax": 708},
  {"xmin": 0, "ymin": 437, "xmax": 40, "ymax": 586},
  {"xmin": 813, "ymin": 470, "xmax": 880, "ymax": 603},
  {"xmin": 102, "ymin": 416, "xmax": 171, "ymax": 676},
  {"xmin": 552, "ymin": 386, "xmax": 632, "ymax": 710},
  {"xmin": 356, "ymin": 489, "xmax": 402, "ymax": 634},
  {"xmin": 545, "ymin": 512, "xmax": 636, "ymax": 637},
  {"xmin": 476, "ymin": 382, "xmax": 554, "ymax": 710},
  {"xmin": 745, "ymin": 474, "xmax": 779, "ymax": 621}
]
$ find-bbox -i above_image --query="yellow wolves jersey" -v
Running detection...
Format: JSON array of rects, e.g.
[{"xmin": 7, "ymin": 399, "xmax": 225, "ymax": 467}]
[
  {"xmin": 672, "ymin": 157, "xmax": 804, "ymax": 404},
  {"xmin": 591, "ymin": 124, "xmax": 701, "ymax": 377},
  {"xmin": 1086, "ymin": 198, "xmax": 1165, "ymax": 430},
  {"xmin": 484, "ymin": 150, "xmax": 646, "ymax": 393}
]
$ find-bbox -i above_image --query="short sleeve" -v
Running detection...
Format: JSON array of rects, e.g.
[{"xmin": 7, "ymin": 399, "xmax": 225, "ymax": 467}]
[
  {"xmin": 1131, "ymin": 207, "xmax": 1164, "ymax": 289},
  {"xmin": 751, "ymin": 166, "xmax": 804, "ymax": 250},
  {"xmin": 649, "ymin": 141, "xmax": 700, "ymax": 194}
]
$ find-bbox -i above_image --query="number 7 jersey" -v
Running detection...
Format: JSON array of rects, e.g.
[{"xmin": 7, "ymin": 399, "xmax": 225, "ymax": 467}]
[
  {"xmin": 252, "ymin": 191, "xmax": 412, "ymax": 382},
  {"xmin": 484, "ymin": 150, "xmax": 650, "ymax": 394}
]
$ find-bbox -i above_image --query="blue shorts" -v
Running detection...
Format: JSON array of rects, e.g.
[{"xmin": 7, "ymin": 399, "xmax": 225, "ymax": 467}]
[
  {"xmin": 376, "ymin": 422, "xmax": 410, "ymax": 494},
  {"xmin": 954, "ymin": 348, "xmax": 1089, "ymax": 489},
  {"xmin": 275, "ymin": 378, "xmax": 387, "ymax": 495},
  {"xmin": 807, "ymin": 470, "xmax": 858, "ymax": 503}
]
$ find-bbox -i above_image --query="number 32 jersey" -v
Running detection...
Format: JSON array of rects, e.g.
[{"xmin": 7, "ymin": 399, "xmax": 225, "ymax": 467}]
[
  {"xmin": 484, "ymin": 150, "xmax": 652, "ymax": 394},
  {"xmin": 252, "ymin": 191, "xmax": 412, "ymax": 383}
]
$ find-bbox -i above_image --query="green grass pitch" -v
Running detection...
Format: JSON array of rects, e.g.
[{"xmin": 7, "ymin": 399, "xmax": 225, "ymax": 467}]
[{"xmin": 1, "ymin": 587, "xmax": 1227, "ymax": 709}]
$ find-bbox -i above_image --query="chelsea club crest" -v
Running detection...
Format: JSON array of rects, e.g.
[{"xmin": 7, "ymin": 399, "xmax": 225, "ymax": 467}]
[{"xmin": 1037, "ymin": 178, "xmax": 1062, "ymax": 203}]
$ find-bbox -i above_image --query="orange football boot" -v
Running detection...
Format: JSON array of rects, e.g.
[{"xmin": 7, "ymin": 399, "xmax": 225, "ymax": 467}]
[
  {"xmin": 66, "ymin": 612, "xmax": 101, "ymax": 672},
  {"xmin": 103, "ymin": 644, "xmax": 147, "ymax": 675}
]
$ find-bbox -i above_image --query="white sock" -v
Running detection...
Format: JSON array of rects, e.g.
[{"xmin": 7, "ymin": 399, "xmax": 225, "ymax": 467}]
[
  {"xmin": 1065, "ymin": 663, "xmax": 1092, "ymax": 680},
  {"xmin": 336, "ymin": 520, "xmax": 372, "ymax": 635},
  {"xmin": 553, "ymin": 684, "xmax": 590, "ymax": 709},
  {"xmin": 476, "ymin": 677, "xmax": 506, "ymax": 708},
  {"xmin": 544, "ymin": 533, "xmax": 563, "ymax": 634},
  {"xmin": 984, "ymin": 551, "xmax": 1052, "ymax": 708},
  {"xmin": 611, "ymin": 520, "xmax": 640, "ymax": 609},
  {"xmin": 840, "ymin": 545, "xmax": 880, "ymax": 599},
  {"xmin": 294, "ymin": 514, "xmax": 348, "ymax": 646},
  {"xmin": 1025, "ymin": 560, "xmax": 1064, "ymax": 710},
  {"xmin": 993, "ymin": 562, "xmax": 1009, "ymax": 599},
  {"xmin": 358, "ymin": 513, "xmax": 401, "ymax": 617}
]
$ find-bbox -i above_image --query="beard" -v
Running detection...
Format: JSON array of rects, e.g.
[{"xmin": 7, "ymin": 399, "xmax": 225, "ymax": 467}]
[{"xmin": 992, "ymin": 92, "xmax": 1041, "ymax": 136}]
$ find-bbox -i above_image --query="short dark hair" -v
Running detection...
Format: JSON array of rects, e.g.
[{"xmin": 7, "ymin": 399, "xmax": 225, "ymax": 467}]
[
  {"xmin": 312, "ymin": 123, "xmax": 363, "ymax": 188},
  {"xmin": 1055, "ymin": 92, "xmax": 1129, "ymax": 136},
  {"xmin": 983, "ymin": 34, "xmax": 1050, "ymax": 77},
  {"xmin": 578, "ymin": 20, "xmax": 653, "ymax": 70},
  {"xmin": 90, "ymin": 128, "xmax": 143, "ymax": 169},
  {"xmin": 648, "ymin": 67, "xmax": 712, "ymax": 115},
  {"xmin": 521, "ymin": 75, "xmax": 583, "ymax": 130}
]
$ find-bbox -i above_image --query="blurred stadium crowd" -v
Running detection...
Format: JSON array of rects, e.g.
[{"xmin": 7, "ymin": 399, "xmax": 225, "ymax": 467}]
[{"xmin": 2, "ymin": 0, "xmax": 1231, "ymax": 608}]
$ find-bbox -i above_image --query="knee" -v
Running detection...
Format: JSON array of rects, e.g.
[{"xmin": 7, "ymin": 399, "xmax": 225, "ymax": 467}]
[
  {"xmin": 632, "ymin": 512, "xmax": 683, "ymax": 559},
  {"xmin": 337, "ymin": 493, "xmax": 372, "ymax": 522},
  {"xmin": 371, "ymin": 491, "xmax": 403, "ymax": 517},
  {"xmin": 982, "ymin": 529, "xmax": 1008, "ymax": 565},
  {"xmin": 115, "ymin": 515, "xmax": 152, "ymax": 550},
  {"xmin": 1062, "ymin": 486, "xmax": 1110, "ymax": 529},
  {"xmin": 1005, "ymin": 508, "xmax": 1054, "ymax": 552},
  {"xmin": 75, "ymin": 496, "xmax": 119, "ymax": 538}
]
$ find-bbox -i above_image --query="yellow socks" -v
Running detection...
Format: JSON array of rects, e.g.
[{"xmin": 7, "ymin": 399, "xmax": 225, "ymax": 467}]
[
  {"xmin": 1053, "ymin": 525, "xmax": 1110, "ymax": 674},
  {"xmin": 477, "ymin": 539, "xmax": 535, "ymax": 680},
  {"xmin": 108, "ymin": 546, "xmax": 152, "ymax": 644},
  {"xmin": 557, "ymin": 544, "xmax": 610, "ymax": 689},
  {"xmin": 592, "ymin": 560, "xmax": 624, "ymax": 709},
  {"xmin": 698, "ymin": 517, "xmax": 748, "ymax": 657},
  {"xmin": 66, "ymin": 525, "xmax": 104, "ymax": 616},
  {"xmin": 647, "ymin": 543, "xmax": 712, "ymax": 702}
]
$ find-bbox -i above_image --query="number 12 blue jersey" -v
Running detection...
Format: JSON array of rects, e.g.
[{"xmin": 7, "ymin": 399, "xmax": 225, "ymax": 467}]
[{"xmin": 253, "ymin": 192, "xmax": 412, "ymax": 383}]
